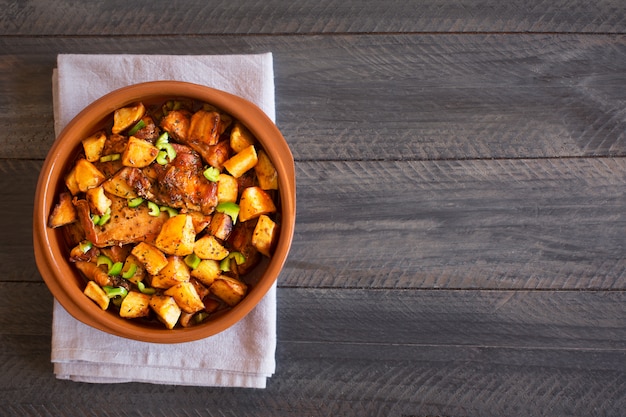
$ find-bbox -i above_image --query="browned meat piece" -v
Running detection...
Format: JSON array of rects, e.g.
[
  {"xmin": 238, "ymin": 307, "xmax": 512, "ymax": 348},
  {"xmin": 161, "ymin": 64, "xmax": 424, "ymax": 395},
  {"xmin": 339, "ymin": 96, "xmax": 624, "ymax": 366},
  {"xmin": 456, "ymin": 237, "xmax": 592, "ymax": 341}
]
[
  {"xmin": 132, "ymin": 115, "xmax": 161, "ymax": 141},
  {"xmin": 74, "ymin": 194, "xmax": 169, "ymax": 247},
  {"xmin": 127, "ymin": 144, "xmax": 218, "ymax": 215}
]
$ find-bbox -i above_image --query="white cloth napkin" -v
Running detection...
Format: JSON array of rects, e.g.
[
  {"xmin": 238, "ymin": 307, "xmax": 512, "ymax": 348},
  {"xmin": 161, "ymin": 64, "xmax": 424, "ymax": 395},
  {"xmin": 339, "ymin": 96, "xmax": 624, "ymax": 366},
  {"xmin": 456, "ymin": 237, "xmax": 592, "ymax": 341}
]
[{"xmin": 50, "ymin": 53, "xmax": 277, "ymax": 388}]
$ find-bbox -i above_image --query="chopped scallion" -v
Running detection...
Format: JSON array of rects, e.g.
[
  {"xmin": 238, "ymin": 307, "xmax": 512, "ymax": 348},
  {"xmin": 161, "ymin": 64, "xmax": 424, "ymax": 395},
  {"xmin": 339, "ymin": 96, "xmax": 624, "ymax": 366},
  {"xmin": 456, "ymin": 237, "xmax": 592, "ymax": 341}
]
[
  {"xmin": 203, "ymin": 166, "xmax": 220, "ymax": 182},
  {"xmin": 216, "ymin": 202, "xmax": 240, "ymax": 224},
  {"xmin": 148, "ymin": 201, "xmax": 160, "ymax": 216},
  {"xmin": 127, "ymin": 119, "xmax": 146, "ymax": 136}
]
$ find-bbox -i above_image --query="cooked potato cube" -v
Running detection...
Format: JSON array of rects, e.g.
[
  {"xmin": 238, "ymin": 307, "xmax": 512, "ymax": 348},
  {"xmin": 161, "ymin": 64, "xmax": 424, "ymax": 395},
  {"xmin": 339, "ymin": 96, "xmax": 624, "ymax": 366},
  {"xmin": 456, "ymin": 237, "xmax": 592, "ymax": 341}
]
[
  {"xmin": 149, "ymin": 295, "xmax": 181, "ymax": 329},
  {"xmin": 188, "ymin": 211, "xmax": 213, "ymax": 234},
  {"xmin": 122, "ymin": 136, "xmax": 159, "ymax": 168},
  {"xmin": 210, "ymin": 276, "xmax": 248, "ymax": 307},
  {"xmin": 205, "ymin": 139, "xmax": 231, "ymax": 169},
  {"xmin": 223, "ymin": 145, "xmax": 258, "ymax": 178},
  {"xmin": 85, "ymin": 186, "xmax": 112, "ymax": 216},
  {"xmin": 189, "ymin": 110, "xmax": 223, "ymax": 146},
  {"xmin": 102, "ymin": 167, "xmax": 139, "ymax": 199},
  {"xmin": 252, "ymin": 214, "xmax": 278, "ymax": 257},
  {"xmin": 216, "ymin": 173, "xmax": 238, "ymax": 203},
  {"xmin": 119, "ymin": 291, "xmax": 151, "ymax": 318},
  {"xmin": 82, "ymin": 130, "xmax": 107, "ymax": 162},
  {"xmin": 83, "ymin": 281, "xmax": 109, "ymax": 310},
  {"xmin": 194, "ymin": 235, "xmax": 229, "ymax": 260},
  {"xmin": 151, "ymin": 256, "xmax": 190, "ymax": 289},
  {"xmin": 164, "ymin": 281, "xmax": 205, "ymax": 314},
  {"xmin": 48, "ymin": 192, "xmax": 77, "ymax": 228},
  {"xmin": 155, "ymin": 214, "xmax": 196, "ymax": 256},
  {"xmin": 70, "ymin": 158, "xmax": 106, "ymax": 193},
  {"xmin": 254, "ymin": 149, "xmax": 278, "ymax": 190},
  {"xmin": 230, "ymin": 122, "xmax": 256, "ymax": 153},
  {"xmin": 160, "ymin": 109, "xmax": 190, "ymax": 141},
  {"xmin": 112, "ymin": 102, "xmax": 146, "ymax": 134},
  {"xmin": 190, "ymin": 259, "xmax": 221, "ymax": 286},
  {"xmin": 190, "ymin": 278, "xmax": 210, "ymax": 299},
  {"xmin": 131, "ymin": 242, "xmax": 168, "ymax": 275},
  {"xmin": 207, "ymin": 212, "xmax": 233, "ymax": 240},
  {"xmin": 238, "ymin": 186, "xmax": 277, "ymax": 222}
]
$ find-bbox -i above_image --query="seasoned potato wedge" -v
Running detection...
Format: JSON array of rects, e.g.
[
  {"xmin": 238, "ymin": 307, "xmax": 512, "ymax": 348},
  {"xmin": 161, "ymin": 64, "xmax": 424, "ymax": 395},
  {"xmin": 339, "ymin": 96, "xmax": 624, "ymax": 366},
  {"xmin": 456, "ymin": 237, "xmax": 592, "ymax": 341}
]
[
  {"xmin": 252, "ymin": 214, "xmax": 278, "ymax": 257},
  {"xmin": 155, "ymin": 214, "xmax": 196, "ymax": 256},
  {"xmin": 102, "ymin": 167, "xmax": 139, "ymax": 199},
  {"xmin": 131, "ymin": 242, "xmax": 168, "ymax": 275},
  {"xmin": 119, "ymin": 291, "xmax": 152, "ymax": 318},
  {"xmin": 112, "ymin": 102, "xmax": 146, "ymax": 134},
  {"xmin": 68, "ymin": 159, "xmax": 106, "ymax": 194},
  {"xmin": 83, "ymin": 281, "xmax": 109, "ymax": 310},
  {"xmin": 85, "ymin": 186, "xmax": 112, "ymax": 216},
  {"xmin": 216, "ymin": 173, "xmax": 238, "ymax": 203},
  {"xmin": 190, "ymin": 259, "xmax": 222, "ymax": 287},
  {"xmin": 122, "ymin": 136, "xmax": 159, "ymax": 168},
  {"xmin": 82, "ymin": 130, "xmax": 107, "ymax": 162},
  {"xmin": 194, "ymin": 235, "xmax": 229, "ymax": 260},
  {"xmin": 223, "ymin": 145, "xmax": 258, "ymax": 178},
  {"xmin": 254, "ymin": 149, "xmax": 278, "ymax": 190},
  {"xmin": 48, "ymin": 192, "xmax": 77, "ymax": 228},
  {"xmin": 210, "ymin": 276, "xmax": 248, "ymax": 307},
  {"xmin": 160, "ymin": 109, "xmax": 190, "ymax": 141},
  {"xmin": 164, "ymin": 281, "xmax": 205, "ymax": 314},
  {"xmin": 149, "ymin": 295, "xmax": 181, "ymax": 329},
  {"xmin": 151, "ymin": 256, "xmax": 190, "ymax": 289},
  {"xmin": 207, "ymin": 212, "xmax": 233, "ymax": 241},
  {"xmin": 238, "ymin": 186, "xmax": 277, "ymax": 222},
  {"xmin": 230, "ymin": 122, "xmax": 256, "ymax": 153},
  {"xmin": 188, "ymin": 110, "xmax": 223, "ymax": 146}
]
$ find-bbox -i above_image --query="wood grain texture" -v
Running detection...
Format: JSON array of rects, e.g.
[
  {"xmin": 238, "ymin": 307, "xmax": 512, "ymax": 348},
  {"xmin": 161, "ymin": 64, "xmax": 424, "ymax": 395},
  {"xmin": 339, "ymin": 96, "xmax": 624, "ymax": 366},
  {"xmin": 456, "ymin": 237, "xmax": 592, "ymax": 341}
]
[
  {"xmin": 7, "ymin": 158, "xmax": 626, "ymax": 289},
  {"xmin": 1, "ymin": 34, "xmax": 625, "ymax": 160},
  {"xmin": 2, "ymin": 0, "xmax": 625, "ymax": 35},
  {"xmin": 1, "ymin": 284, "xmax": 624, "ymax": 417}
]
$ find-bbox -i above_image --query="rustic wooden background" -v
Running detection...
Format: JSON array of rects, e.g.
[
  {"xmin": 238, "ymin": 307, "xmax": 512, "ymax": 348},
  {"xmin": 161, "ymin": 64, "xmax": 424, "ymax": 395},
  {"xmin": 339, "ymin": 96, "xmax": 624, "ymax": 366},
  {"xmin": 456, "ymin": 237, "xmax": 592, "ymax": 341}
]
[{"xmin": 1, "ymin": 1, "xmax": 625, "ymax": 416}]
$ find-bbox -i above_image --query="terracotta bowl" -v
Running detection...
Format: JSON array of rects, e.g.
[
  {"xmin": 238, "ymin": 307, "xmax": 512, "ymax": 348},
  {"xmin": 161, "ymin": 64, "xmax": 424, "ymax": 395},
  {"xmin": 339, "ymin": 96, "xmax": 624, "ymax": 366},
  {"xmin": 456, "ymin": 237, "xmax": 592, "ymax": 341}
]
[{"xmin": 33, "ymin": 81, "xmax": 295, "ymax": 343}]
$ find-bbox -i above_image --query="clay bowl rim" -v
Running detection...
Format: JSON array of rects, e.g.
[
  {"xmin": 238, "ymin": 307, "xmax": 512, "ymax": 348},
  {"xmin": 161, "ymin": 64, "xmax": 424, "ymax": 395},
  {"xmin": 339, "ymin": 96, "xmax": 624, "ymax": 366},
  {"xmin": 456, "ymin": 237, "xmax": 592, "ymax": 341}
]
[{"xmin": 33, "ymin": 81, "xmax": 296, "ymax": 343}]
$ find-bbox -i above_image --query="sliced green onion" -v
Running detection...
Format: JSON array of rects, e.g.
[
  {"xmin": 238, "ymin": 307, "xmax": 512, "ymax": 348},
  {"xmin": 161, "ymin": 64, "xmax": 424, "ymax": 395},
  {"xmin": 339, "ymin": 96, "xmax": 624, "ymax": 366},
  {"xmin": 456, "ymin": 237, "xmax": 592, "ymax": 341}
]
[
  {"xmin": 108, "ymin": 261, "xmax": 124, "ymax": 276},
  {"xmin": 122, "ymin": 263, "xmax": 137, "ymax": 279},
  {"xmin": 219, "ymin": 251, "xmax": 246, "ymax": 272},
  {"xmin": 194, "ymin": 311, "xmax": 209, "ymax": 323},
  {"xmin": 103, "ymin": 286, "xmax": 128, "ymax": 299},
  {"xmin": 184, "ymin": 253, "xmax": 201, "ymax": 269},
  {"xmin": 160, "ymin": 205, "xmax": 178, "ymax": 217},
  {"xmin": 127, "ymin": 119, "xmax": 146, "ymax": 136},
  {"xmin": 97, "ymin": 255, "xmax": 113, "ymax": 270},
  {"xmin": 203, "ymin": 166, "xmax": 220, "ymax": 182},
  {"xmin": 137, "ymin": 281, "xmax": 156, "ymax": 295},
  {"xmin": 216, "ymin": 202, "xmax": 240, "ymax": 224},
  {"xmin": 96, "ymin": 208, "xmax": 111, "ymax": 226},
  {"xmin": 78, "ymin": 241, "xmax": 93, "ymax": 254},
  {"xmin": 91, "ymin": 214, "xmax": 101, "ymax": 225},
  {"xmin": 147, "ymin": 201, "xmax": 160, "ymax": 216},
  {"xmin": 155, "ymin": 132, "xmax": 169, "ymax": 148},
  {"xmin": 99, "ymin": 153, "xmax": 121, "ymax": 162},
  {"xmin": 128, "ymin": 197, "xmax": 144, "ymax": 208},
  {"xmin": 156, "ymin": 150, "xmax": 168, "ymax": 165}
]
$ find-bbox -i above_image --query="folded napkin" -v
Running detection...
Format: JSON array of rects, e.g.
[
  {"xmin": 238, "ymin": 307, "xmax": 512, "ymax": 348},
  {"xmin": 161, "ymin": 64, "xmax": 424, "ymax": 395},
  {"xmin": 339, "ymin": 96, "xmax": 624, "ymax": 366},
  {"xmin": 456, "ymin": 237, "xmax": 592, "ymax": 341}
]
[{"xmin": 50, "ymin": 53, "xmax": 277, "ymax": 388}]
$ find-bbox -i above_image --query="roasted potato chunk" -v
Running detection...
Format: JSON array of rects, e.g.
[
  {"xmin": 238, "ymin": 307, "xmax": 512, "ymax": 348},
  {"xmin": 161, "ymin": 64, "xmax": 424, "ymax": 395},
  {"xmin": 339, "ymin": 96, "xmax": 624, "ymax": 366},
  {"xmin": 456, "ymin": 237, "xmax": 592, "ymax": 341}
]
[
  {"xmin": 83, "ymin": 281, "xmax": 109, "ymax": 310},
  {"xmin": 151, "ymin": 256, "xmax": 190, "ymax": 289},
  {"xmin": 216, "ymin": 173, "xmax": 238, "ymax": 203},
  {"xmin": 85, "ymin": 186, "xmax": 112, "ymax": 216},
  {"xmin": 238, "ymin": 186, "xmax": 277, "ymax": 222},
  {"xmin": 66, "ymin": 159, "xmax": 106, "ymax": 194},
  {"xmin": 194, "ymin": 235, "xmax": 229, "ymax": 260},
  {"xmin": 131, "ymin": 242, "xmax": 168, "ymax": 275},
  {"xmin": 81, "ymin": 130, "xmax": 107, "ymax": 162},
  {"xmin": 210, "ymin": 276, "xmax": 248, "ymax": 307},
  {"xmin": 207, "ymin": 212, "xmax": 233, "ymax": 241},
  {"xmin": 149, "ymin": 295, "xmax": 182, "ymax": 329},
  {"xmin": 223, "ymin": 145, "xmax": 258, "ymax": 178},
  {"xmin": 230, "ymin": 122, "xmax": 256, "ymax": 153},
  {"xmin": 119, "ymin": 291, "xmax": 152, "ymax": 318},
  {"xmin": 164, "ymin": 281, "xmax": 205, "ymax": 314},
  {"xmin": 252, "ymin": 214, "xmax": 278, "ymax": 257},
  {"xmin": 190, "ymin": 259, "xmax": 222, "ymax": 287},
  {"xmin": 122, "ymin": 136, "xmax": 159, "ymax": 168},
  {"xmin": 155, "ymin": 214, "xmax": 196, "ymax": 256},
  {"xmin": 48, "ymin": 192, "xmax": 77, "ymax": 228},
  {"xmin": 112, "ymin": 102, "xmax": 146, "ymax": 134},
  {"xmin": 254, "ymin": 149, "xmax": 278, "ymax": 190}
]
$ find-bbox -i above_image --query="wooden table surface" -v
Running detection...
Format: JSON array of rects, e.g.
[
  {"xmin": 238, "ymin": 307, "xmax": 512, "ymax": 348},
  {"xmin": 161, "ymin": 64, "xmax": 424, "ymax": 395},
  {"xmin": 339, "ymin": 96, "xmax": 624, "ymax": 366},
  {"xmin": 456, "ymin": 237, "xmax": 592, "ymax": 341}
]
[{"xmin": 2, "ymin": 1, "xmax": 625, "ymax": 416}]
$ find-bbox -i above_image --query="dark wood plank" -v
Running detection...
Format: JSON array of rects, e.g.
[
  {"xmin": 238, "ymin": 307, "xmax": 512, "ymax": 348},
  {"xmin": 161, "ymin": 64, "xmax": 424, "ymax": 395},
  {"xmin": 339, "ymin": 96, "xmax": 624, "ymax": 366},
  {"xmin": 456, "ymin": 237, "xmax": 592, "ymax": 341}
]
[
  {"xmin": 1, "ymin": 283, "xmax": 624, "ymax": 417},
  {"xmin": 2, "ymin": 0, "xmax": 625, "ymax": 35},
  {"xmin": 10, "ymin": 158, "xmax": 626, "ymax": 289},
  {"xmin": 1, "ymin": 34, "xmax": 625, "ymax": 160}
]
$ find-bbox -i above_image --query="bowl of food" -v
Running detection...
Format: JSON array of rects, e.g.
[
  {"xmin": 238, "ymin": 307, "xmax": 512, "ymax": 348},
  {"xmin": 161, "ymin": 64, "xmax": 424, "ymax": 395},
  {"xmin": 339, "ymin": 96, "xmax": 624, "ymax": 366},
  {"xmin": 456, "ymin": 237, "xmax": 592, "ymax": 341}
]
[{"xmin": 33, "ymin": 81, "xmax": 295, "ymax": 343}]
